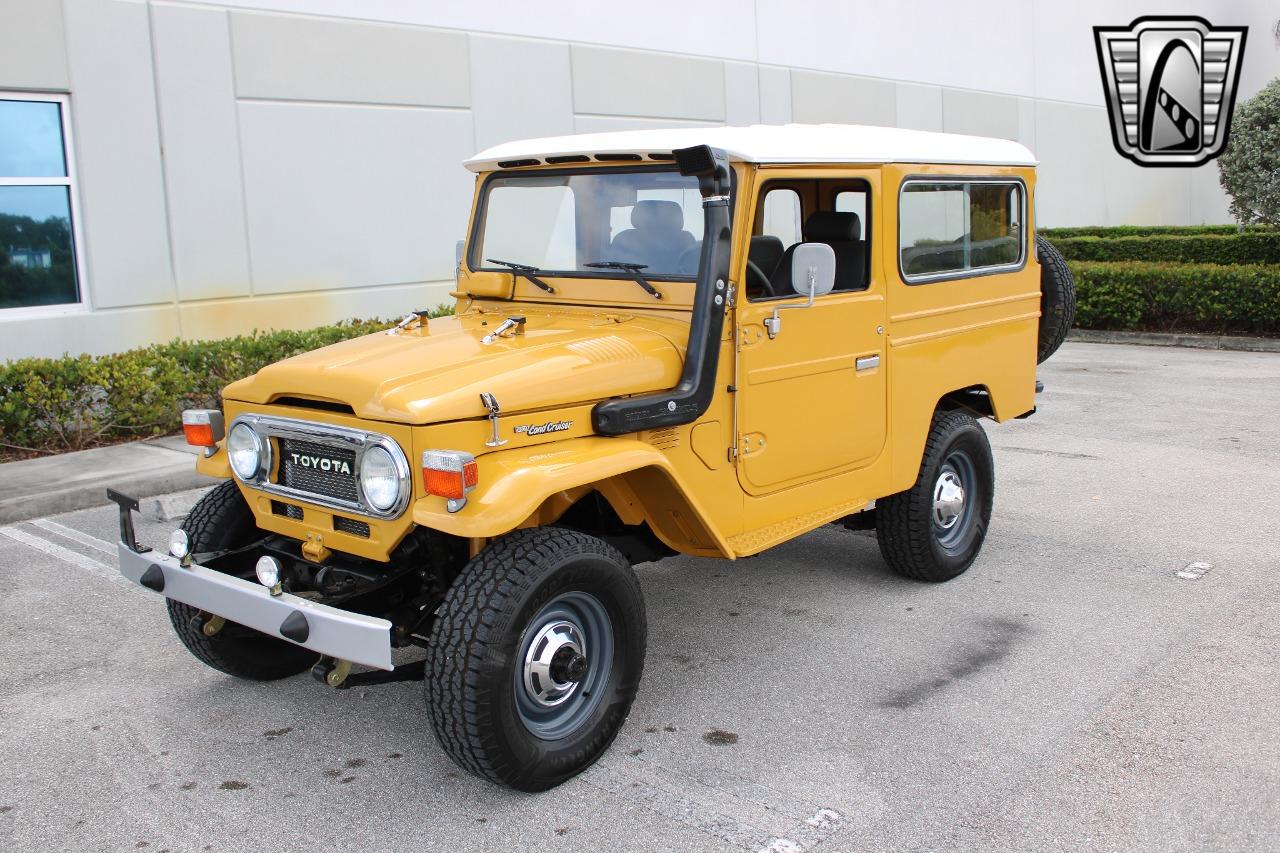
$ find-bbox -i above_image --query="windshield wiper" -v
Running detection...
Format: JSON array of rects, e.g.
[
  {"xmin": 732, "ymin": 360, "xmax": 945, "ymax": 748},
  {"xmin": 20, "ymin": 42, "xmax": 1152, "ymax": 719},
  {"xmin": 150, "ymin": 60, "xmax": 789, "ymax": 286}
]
[
  {"xmin": 485, "ymin": 258, "xmax": 555, "ymax": 294},
  {"xmin": 584, "ymin": 261, "xmax": 663, "ymax": 300}
]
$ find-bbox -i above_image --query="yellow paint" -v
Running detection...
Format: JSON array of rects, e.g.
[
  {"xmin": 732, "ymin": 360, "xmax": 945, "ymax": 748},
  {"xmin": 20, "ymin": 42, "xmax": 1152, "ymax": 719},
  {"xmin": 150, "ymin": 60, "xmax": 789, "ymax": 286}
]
[{"xmin": 202, "ymin": 156, "xmax": 1038, "ymax": 563}]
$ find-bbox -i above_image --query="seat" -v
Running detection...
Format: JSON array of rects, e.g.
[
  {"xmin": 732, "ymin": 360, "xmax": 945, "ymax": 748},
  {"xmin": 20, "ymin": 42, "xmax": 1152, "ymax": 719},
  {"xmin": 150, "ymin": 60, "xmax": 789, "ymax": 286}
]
[
  {"xmin": 748, "ymin": 235, "xmax": 786, "ymax": 280},
  {"xmin": 609, "ymin": 200, "xmax": 695, "ymax": 272},
  {"xmin": 770, "ymin": 211, "xmax": 868, "ymax": 294}
]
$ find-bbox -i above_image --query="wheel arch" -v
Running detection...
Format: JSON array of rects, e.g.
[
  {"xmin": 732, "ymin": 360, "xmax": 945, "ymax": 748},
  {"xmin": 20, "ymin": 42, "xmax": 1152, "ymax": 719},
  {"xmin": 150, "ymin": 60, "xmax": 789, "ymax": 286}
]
[{"xmin": 410, "ymin": 437, "xmax": 732, "ymax": 558}]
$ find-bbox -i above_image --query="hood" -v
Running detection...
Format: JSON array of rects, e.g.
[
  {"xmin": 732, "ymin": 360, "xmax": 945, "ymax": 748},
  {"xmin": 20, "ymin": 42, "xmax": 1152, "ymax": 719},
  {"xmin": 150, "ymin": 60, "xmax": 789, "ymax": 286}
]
[{"xmin": 223, "ymin": 310, "xmax": 686, "ymax": 424}]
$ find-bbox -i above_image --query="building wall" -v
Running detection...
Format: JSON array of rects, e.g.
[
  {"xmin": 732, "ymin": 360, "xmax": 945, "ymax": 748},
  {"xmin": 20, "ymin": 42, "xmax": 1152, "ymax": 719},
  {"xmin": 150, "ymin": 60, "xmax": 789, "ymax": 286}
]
[{"xmin": 0, "ymin": 0, "xmax": 1274, "ymax": 359}]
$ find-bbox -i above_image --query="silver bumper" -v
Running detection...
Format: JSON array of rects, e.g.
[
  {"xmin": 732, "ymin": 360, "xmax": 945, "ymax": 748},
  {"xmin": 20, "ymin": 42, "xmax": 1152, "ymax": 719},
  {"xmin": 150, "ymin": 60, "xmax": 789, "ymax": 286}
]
[{"xmin": 117, "ymin": 543, "xmax": 394, "ymax": 671}]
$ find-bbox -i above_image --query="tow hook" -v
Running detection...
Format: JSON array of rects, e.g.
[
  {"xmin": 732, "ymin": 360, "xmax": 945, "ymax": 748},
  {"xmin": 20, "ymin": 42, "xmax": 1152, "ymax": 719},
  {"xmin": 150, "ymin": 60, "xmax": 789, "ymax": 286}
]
[{"xmin": 312, "ymin": 656, "xmax": 353, "ymax": 689}]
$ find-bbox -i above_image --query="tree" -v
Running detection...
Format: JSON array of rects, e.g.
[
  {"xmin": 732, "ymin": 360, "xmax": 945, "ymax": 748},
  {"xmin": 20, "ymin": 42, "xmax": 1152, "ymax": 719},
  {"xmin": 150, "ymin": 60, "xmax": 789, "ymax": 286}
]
[{"xmin": 1218, "ymin": 77, "xmax": 1280, "ymax": 226}]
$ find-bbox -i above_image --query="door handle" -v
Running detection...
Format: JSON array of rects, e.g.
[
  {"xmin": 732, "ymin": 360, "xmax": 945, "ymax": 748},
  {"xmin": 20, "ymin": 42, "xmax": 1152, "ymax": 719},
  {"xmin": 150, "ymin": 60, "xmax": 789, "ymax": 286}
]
[{"xmin": 855, "ymin": 354, "xmax": 881, "ymax": 372}]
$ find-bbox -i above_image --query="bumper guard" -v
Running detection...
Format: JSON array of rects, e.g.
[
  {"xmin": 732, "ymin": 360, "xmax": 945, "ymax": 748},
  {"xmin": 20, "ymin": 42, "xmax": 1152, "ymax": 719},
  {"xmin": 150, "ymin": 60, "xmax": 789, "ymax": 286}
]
[{"xmin": 109, "ymin": 489, "xmax": 393, "ymax": 670}]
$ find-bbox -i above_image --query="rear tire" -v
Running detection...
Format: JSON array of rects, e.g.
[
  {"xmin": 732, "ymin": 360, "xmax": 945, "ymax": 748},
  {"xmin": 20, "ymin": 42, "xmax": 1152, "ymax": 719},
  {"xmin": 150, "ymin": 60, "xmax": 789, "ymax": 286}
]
[
  {"xmin": 876, "ymin": 411, "xmax": 994, "ymax": 582},
  {"xmin": 165, "ymin": 480, "xmax": 315, "ymax": 681},
  {"xmin": 425, "ymin": 527, "xmax": 646, "ymax": 791},
  {"xmin": 1036, "ymin": 236, "xmax": 1076, "ymax": 364}
]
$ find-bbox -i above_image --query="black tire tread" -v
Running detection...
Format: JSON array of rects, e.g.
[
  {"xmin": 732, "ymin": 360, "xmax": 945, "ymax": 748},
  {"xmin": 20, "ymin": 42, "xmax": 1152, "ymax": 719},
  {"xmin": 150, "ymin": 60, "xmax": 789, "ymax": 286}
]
[
  {"xmin": 425, "ymin": 527, "xmax": 644, "ymax": 789},
  {"xmin": 165, "ymin": 480, "xmax": 314, "ymax": 681},
  {"xmin": 876, "ymin": 411, "xmax": 993, "ymax": 582},
  {"xmin": 1036, "ymin": 235, "xmax": 1077, "ymax": 364}
]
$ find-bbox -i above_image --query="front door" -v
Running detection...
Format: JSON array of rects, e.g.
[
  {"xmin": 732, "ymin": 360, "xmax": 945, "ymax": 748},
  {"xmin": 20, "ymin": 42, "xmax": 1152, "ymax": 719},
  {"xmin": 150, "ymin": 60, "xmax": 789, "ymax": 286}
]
[{"xmin": 735, "ymin": 171, "xmax": 888, "ymax": 496}]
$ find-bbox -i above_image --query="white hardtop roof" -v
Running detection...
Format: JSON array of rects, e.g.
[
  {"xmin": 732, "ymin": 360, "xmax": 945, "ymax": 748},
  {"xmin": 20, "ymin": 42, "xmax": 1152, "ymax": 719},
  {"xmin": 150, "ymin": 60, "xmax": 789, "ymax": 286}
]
[{"xmin": 465, "ymin": 123, "xmax": 1037, "ymax": 172}]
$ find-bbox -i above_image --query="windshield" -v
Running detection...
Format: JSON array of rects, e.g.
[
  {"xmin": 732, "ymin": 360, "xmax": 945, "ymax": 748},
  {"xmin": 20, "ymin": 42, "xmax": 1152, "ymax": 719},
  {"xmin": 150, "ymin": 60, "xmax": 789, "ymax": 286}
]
[{"xmin": 473, "ymin": 168, "xmax": 706, "ymax": 278}]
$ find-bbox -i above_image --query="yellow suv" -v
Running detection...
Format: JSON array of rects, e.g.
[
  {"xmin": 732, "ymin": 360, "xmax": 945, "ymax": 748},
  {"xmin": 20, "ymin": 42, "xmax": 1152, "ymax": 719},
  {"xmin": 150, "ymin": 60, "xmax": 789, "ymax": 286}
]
[{"xmin": 111, "ymin": 124, "xmax": 1075, "ymax": 791}]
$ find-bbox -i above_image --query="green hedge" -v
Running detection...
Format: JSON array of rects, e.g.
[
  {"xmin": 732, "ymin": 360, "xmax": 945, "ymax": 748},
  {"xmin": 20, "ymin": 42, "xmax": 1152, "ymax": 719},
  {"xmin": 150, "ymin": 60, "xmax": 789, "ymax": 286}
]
[
  {"xmin": 0, "ymin": 310, "xmax": 450, "ymax": 457},
  {"xmin": 1041, "ymin": 224, "xmax": 1276, "ymax": 239},
  {"xmin": 1070, "ymin": 261, "xmax": 1280, "ymax": 335},
  {"xmin": 1053, "ymin": 232, "xmax": 1280, "ymax": 265}
]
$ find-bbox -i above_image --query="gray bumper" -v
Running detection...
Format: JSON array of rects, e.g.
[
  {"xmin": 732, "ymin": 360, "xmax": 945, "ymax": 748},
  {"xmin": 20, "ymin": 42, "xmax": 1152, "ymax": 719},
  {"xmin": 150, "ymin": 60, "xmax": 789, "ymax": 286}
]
[{"xmin": 118, "ymin": 543, "xmax": 394, "ymax": 671}]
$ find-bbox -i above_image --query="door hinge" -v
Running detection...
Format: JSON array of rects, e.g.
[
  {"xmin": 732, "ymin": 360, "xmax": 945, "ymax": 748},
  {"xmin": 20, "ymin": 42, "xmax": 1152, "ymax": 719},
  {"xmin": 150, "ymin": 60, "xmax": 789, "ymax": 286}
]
[{"xmin": 728, "ymin": 446, "xmax": 738, "ymax": 462}]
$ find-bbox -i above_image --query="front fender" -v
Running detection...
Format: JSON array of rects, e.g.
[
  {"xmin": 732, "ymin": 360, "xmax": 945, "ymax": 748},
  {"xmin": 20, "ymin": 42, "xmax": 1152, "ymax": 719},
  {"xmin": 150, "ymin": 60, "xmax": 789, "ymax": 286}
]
[{"xmin": 411, "ymin": 436, "xmax": 731, "ymax": 556}]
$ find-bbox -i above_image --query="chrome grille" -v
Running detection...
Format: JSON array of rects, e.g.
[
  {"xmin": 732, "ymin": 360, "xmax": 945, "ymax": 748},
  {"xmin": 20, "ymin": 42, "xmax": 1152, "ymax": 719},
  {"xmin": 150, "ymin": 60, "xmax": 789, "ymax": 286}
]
[{"xmin": 277, "ymin": 438, "xmax": 358, "ymax": 503}]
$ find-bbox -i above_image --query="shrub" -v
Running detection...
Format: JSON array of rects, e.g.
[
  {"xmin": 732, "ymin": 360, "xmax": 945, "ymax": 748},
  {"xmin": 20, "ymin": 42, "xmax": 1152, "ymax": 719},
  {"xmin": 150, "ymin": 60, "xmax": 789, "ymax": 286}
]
[
  {"xmin": 1040, "ymin": 225, "xmax": 1274, "ymax": 239},
  {"xmin": 1070, "ymin": 261, "xmax": 1280, "ymax": 335},
  {"xmin": 1218, "ymin": 76, "xmax": 1280, "ymax": 226},
  {"xmin": 1053, "ymin": 232, "xmax": 1280, "ymax": 265},
  {"xmin": 0, "ymin": 308, "xmax": 451, "ymax": 457}
]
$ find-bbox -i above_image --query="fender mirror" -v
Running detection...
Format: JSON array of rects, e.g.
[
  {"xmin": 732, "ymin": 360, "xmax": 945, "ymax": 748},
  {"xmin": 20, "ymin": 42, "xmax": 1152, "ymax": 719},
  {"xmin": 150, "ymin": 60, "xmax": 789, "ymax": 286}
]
[{"xmin": 764, "ymin": 242, "xmax": 836, "ymax": 339}]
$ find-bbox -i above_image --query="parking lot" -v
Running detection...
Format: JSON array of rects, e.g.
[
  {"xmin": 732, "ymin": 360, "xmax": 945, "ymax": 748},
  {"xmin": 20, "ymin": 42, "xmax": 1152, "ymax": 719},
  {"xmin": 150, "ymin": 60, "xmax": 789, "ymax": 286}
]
[{"xmin": 1, "ymin": 341, "xmax": 1277, "ymax": 852}]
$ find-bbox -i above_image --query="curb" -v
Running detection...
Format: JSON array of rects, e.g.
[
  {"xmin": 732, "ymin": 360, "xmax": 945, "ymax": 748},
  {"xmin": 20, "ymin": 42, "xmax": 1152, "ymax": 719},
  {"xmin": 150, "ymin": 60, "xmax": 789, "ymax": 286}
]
[
  {"xmin": 0, "ymin": 437, "xmax": 217, "ymax": 525},
  {"xmin": 1067, "ymin": 329, "xmax": 1280, "ymax": 353}
]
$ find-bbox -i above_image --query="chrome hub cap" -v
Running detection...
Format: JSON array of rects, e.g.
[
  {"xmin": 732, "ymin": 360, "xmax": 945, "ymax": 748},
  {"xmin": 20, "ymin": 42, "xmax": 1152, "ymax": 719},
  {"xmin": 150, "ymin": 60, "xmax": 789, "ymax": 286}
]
[
  {"xmin": 933, "ymin": 471, "xmax": 966, "ymax": 530},
  {"xmin": 523, "ymin": 620, "xmax": 587, "ymax": 708},
  {"xmin": 514, "ymin": 591, "xmax": 614, "ymax": 740}
]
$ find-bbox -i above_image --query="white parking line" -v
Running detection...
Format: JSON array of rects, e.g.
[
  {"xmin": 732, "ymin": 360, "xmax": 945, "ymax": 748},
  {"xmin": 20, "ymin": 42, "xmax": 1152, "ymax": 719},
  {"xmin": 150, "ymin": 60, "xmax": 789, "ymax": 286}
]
[
  {"xmin": 0, "ymin": 524, "xmax": 125, "ymax": 586},
  {"xmin": 29, "ymin": 518, "xmax": 116, "ymax": 556}
]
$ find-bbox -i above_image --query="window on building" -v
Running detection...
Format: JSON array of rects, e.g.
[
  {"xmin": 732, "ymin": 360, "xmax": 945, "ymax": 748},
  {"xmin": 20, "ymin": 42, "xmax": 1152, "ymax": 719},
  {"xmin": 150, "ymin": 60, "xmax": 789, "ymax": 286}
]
[
  {"xmin": 899, "ymin": 180, "xmax": 1024, "ymax": 280},
  {"xmin": 0, "ymin": 95, "xmax": 81, "ymax": 310}
]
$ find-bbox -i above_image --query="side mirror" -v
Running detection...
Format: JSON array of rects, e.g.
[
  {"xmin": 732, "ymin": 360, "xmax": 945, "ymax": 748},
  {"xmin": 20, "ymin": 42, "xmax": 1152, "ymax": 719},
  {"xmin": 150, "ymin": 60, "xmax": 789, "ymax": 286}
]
[
  {"xmin": 791, "ymin": 242, "xmax": 836, "ymax": 297},
  {"xmin": 455, "ymin": 239, "xmax": 466, "ymax": 267},
  {"xmin": 764, "ymin": 242, "xmax": 836, "ymax": 340}
]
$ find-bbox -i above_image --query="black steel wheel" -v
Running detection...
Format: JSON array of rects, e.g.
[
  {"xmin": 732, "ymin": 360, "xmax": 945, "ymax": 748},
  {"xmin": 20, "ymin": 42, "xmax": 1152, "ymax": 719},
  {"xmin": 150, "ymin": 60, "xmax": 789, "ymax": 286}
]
[
  {"xmin": 165, "ymin": 480, "xmax": 315, "ymax": 680},
  {"xmin": 425, "ymin": 527, "xmax": 646, "ymax": 791},
  {"xmin": 876, "ymin": 411, "xmax": 994, "ymax": 582}
]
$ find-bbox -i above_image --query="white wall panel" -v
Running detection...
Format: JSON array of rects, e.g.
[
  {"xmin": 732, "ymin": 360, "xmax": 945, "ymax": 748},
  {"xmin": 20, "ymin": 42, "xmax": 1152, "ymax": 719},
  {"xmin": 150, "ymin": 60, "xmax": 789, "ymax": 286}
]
[
  {"xmin": 724, "ymin": 61, "xmax": 761, "ymax": 125},
  {"xmin": 0, "ymin": 0, "xmax": 70, "ymax": 90},
  {"xmin": 470, "ymin": 34, "xmax": 573, "ymax": 150},
  {"xmin": 941, "ymin": 89, "xmax": 1019, "ymax": 140},
  {"xmin": 62, "ymin": 0, "xmax": 174, "ymax": 310},
  {"xmin": 756, "ymin": 0, "xmax": 1035, "ymax": 97},
  {"xmin": 791, "ymin": 71, "xmax": 895, "ymax": 126},
  {"xmin": 571, "ymin": 46, "xmax": 726, "ymax": 121},
  {"xmin": 152, "ymin": 4, "xmax": 253, "ymax": 301},
  {"xmin": 230, "ymin": 11, "xmax": 469, "ymax": 106},
  {"xmin": 190, "ymin": 0, "xmax": 761, "ymax": 63},
  {"xmin": 237, "ymin": 102, "xmax": 475, "ymax": 294},
  {"xmin": 758, "ymin": 66, "xmax": 792, "ymax": 124},
  {"xmin": 895, "ymin": 83, "xmax": 942, "ymax": 132},
  {"xmin": 1032, "ymin": 101, "xmax": 1109, "ymax": 227},
  {"xmin": 0, "ymin": 305, "xmax": 180, "ymax": 360}
]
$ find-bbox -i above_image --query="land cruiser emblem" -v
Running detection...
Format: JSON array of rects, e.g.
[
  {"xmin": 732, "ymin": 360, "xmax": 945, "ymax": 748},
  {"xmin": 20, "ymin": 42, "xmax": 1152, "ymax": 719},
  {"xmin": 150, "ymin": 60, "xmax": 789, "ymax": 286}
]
[
  {"xmin": 1094, "ymin": 17, "xmax": 1247, "ymax": 167},
  {"xmin": 514, "ymin": 420, "xmax": 572, "ymax": 437},
  {"xmin": 289, "ymin": 452, "xmax": 352, "ymax": 475}
]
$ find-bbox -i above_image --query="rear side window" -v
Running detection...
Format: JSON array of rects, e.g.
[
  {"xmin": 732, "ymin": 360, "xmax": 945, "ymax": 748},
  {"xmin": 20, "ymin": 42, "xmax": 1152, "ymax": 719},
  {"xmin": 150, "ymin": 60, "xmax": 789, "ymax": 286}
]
[{"xmin": 899, "ymin": 180, "xmax": 1024, "ymax": 281}]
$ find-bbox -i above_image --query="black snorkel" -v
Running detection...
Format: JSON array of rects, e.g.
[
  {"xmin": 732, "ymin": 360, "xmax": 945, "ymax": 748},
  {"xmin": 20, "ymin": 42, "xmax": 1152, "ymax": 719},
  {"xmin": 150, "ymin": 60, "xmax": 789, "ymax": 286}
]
[{"xmin": 591, "ymin": 145, "xmax": 733, "ymax": 436}]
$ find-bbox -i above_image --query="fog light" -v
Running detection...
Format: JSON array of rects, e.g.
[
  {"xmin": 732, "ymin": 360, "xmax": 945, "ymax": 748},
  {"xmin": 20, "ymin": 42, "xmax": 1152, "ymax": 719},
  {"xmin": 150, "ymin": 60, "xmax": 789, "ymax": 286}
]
[
  {"xmin": 168, "ymin": 529, "xmax": 190, "ymax": 560},
  {"xmin": 255, "ymin": 556, "xmax": 282, "ymax": 593}
]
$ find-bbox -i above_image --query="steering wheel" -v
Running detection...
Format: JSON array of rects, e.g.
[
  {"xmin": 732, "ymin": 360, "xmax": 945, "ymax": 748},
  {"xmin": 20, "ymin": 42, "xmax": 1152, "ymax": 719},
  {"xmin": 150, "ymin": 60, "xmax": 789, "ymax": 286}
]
[{"xmin": 746, "ymin": 260, "xmax": 775, "ymax": 298}]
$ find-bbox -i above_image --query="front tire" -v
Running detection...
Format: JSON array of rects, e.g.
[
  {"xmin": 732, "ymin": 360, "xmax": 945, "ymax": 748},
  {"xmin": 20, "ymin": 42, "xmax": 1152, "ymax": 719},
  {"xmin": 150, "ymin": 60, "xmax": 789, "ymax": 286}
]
[
  {"xmin": 425, "ymin": 528, "xmax": 646, "ymax": 791},
  {"xmin": 876, "ymin": 411, "xmax": 994, "ymax": 582},
  {"xmin": 165, "ymin": 480, "xmax": 315, "ymax": 681}
]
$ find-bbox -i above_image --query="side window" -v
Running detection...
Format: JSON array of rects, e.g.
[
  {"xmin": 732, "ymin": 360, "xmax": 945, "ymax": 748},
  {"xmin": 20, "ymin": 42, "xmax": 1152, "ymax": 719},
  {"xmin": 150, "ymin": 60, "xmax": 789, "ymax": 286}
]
[
  {"xmin": 760, "ymin": 188, "xmax": 801, "ymax": 248},
  {"xmin": 835, "ymin": 190, "xmax": 866, "ymax": 225},
  {"xmin": 899, "ymin": 181, "xmax": 1024, "ymax": 280}
]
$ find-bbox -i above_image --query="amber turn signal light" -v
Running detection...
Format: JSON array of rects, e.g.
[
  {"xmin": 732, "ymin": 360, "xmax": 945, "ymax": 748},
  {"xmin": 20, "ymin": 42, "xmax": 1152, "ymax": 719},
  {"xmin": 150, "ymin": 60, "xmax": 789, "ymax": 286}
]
[
  {"xmin": 181, "ymin": 409, "xmax": 225, "ymax": 448},
  {"xmin": 422, "ymin": 450, "xmax": 478, "ymax": 501}
]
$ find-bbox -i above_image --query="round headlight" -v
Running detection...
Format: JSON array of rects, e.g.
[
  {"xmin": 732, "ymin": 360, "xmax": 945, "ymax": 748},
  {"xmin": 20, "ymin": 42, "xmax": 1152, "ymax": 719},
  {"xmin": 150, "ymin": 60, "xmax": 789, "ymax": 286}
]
[
  {"xmin": 360, "ymin": 445, "xmax": 401, "ymax": 512},
  {"xmin": 255, "ymin": 555, "xmax": 281, "ymax": 588},
  {"xmin": 227, "ymin": 423, "xmax": 262, "ymax": 481},
  {"xmin": 168, "ymin": 529, "xmax": 190, "ymax": 559}
]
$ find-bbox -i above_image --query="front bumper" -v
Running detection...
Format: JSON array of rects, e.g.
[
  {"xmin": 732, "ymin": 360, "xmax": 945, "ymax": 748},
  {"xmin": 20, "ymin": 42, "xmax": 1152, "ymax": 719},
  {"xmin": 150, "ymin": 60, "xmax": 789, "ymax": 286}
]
[{"xmin": 109, "ymin": 489, "xmax": 393, "ymax": 671}]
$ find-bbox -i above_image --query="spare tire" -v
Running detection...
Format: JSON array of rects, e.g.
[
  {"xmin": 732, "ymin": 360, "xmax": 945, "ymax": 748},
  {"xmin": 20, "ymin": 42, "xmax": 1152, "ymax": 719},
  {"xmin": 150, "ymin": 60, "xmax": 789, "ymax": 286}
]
[{"xmin": 1035, "ymin": 236, "xmax": 1076, "ymax": 363}]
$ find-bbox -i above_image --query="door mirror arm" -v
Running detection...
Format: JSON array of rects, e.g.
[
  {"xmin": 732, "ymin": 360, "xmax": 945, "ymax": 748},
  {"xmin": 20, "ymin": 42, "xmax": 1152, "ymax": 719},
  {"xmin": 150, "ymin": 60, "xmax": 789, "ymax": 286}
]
[{"xmin": 764, "ymin": 242, "xmax": 836, "ymax": 339}]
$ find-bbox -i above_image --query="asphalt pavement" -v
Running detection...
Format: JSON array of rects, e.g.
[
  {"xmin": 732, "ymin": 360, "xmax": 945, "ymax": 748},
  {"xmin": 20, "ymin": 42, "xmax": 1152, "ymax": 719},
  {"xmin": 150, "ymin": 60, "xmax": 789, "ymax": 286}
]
[{"xmin": 1, "ymin": 341, "xmax": 1277, "ymax": 852}]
